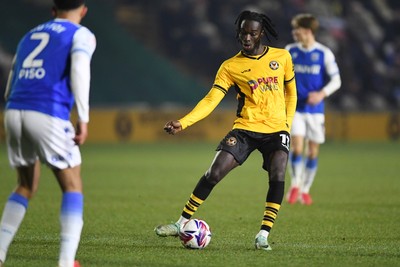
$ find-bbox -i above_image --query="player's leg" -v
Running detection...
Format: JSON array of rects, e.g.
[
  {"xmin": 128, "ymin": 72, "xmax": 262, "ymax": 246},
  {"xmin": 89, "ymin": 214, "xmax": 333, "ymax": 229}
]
[
  {"xmin": 181, "ymin": 151, "xmax": 239, "ymax": 220},
  {"xmin": 255, "ymin": 143, "xmax": 288, "ymax": 251},
  {"xmin": 0, "ymin": 190, "xmax": 29, "ymax": 265},
  {"xmin": 0, "ymin": 161, "xmax": 40, "ymax": 264},
  {"xmin": 0, "ymin": 110, "xmax": 40, "ymax": 264},
  {"xmin": 300, "ymin": 141, "xmax": 319, "ymax": 205},
  {"xmin": 54, "ymin": 167, "xmax": 83, "ymax": 267},
  {"xmin": 287, "ymin": 135, "xmax": 304, "ymax": 203},
  {"xmin": 300, "ymin": 113, "xmax": 325, "ymax": 205},
  {"xmin": 287, "ymin": 112, "xmax": 306, "ymax": 204},
  {"xmin": 155, "ymin": 150, "xmax": 239, "ymax": 237},
  {"xmin": 155, "ymin": 130, "xmax": 250, "ymax": 237},
  {"xmin": 25, "ymin": 111, "xmax": 83, "ymax": 267}
]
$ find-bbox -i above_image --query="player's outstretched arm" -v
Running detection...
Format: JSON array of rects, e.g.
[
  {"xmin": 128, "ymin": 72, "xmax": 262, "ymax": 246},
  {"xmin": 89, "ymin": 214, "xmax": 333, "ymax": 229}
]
[
  {"xmin": 164, "ymin": 120, "xmax": 182, "ymax": 135},
  {"xmin": 164, "ymin": 87, "xmax": 225, "ymax": 136}
]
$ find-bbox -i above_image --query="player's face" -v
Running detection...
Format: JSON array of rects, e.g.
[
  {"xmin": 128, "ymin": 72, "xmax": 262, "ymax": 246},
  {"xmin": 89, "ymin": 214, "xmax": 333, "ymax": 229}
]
[
  {"xmin": 292, "ymin": 27, "xmax": 309, "ymax": 44},
  {"xmin": 238, "ymin": 20, "xmax": 264, "ymax": 55}
]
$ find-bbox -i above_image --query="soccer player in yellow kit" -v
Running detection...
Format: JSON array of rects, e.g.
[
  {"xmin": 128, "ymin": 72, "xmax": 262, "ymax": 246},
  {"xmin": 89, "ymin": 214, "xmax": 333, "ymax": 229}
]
[{"xmin": 155, "ymin": 10, "xmax": 297, "ymax": 250}]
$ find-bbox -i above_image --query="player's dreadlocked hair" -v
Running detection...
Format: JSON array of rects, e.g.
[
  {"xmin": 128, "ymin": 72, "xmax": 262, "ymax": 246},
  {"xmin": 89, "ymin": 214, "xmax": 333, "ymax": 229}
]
[{"xmin": 235, "ymin": 10, "xmax": 278, "ymax": 41}]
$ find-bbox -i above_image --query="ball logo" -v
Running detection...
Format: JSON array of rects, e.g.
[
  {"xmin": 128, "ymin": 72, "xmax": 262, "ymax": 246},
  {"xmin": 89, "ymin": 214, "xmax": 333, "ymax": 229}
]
[
  {"xmin": 179, "ymin": 219, "xmax": 212, "ymax": 249},
  {"xmin": 226, "ymin": 137, "xmax": 237, "ymax": 146},
  {"xmin": 269, "ymin": 61, "xmax": 279, "ymax": 70}
]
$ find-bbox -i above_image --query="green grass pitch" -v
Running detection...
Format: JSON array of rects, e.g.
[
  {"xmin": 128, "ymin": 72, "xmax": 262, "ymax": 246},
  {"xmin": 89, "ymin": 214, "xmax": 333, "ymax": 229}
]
[{"xmin": 0, "ymin": 141, "xmax": 399, "ymax": 266}]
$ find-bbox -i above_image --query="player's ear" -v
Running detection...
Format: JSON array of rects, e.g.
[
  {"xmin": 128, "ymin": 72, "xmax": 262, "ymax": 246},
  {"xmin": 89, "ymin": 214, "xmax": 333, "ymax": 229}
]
[
  {"xmin": 80, "ymin": 5, "xmax": 88, "ymax": 18},
  {"xmin": 51, "ymin": 6, "xmax": 57, "ymax": 18}
]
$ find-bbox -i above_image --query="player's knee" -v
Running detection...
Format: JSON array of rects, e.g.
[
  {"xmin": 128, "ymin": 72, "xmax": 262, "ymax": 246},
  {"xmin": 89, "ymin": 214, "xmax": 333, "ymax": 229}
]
[
  {"xmin": 270, "ymin": 169, "xmax": 286, "ymax": 182},
  {"xmin": 204, "ymin": 169, "xmax": 224, "ymax": 185},
  {"xmin": 268, "ymin": 162, "xmax": 287, "ymax": 182}
]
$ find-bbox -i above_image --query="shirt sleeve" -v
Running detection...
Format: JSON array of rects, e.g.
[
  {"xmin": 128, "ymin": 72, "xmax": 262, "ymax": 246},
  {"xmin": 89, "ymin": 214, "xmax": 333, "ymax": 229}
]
[
  {"xmin": 70, "ymin": 26, "xmax": 96, "ymax": 123},
  {"xmin": 284, "ymin": 78, "xmax": 297, "ymax": 130},
  {"xmin": 284, "ymin": 52, "xmax": 297, "ymax": 130},
  {"xmin": 179, "ymin": 62, "xmax": 232, "ymax": 129},
  {"xmin": 322, "ymin": 48, "xmax": 341, "ymax": 97},
  {"xmin": 71, "ymin": 26, "xmax": 96, "ymax": 57},
  {"xmin": 179, "ymin": 88, "xmax": 226, "ymax": 130}
]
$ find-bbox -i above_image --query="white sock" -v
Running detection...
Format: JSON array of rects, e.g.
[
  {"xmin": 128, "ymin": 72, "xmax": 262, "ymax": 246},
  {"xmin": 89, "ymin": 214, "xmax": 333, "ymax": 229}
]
[
  {"xmin": 0, "ymin": 196, "xmax": 28, "ymax": 263},
  {"xmin": 290, "ymin": 155, "xmax": 304, "ymax": 188},
  {"xmin": 58, "ymin": 215, "xmax": 83, "ymax": 267},
  {"xmin": 302, "ymin": 167, "xmax": 317, "ymax": 193},
  {"xmin": 302, "ymin": 158, "xmax": 318, "ymax": 193},
  {"xmin": 177, "ymin": 216, "xmax": 189, "ymax": 226},
  {"xmin": 58, "ymin": 193, "xmax": 83, "ymax": 267}
]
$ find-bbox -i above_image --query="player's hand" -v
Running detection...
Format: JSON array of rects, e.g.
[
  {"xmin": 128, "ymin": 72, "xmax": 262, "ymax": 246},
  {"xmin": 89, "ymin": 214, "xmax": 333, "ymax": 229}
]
[
  {"xmin": 307, "ymin": 91, "xmax": 326, "ymax": 106},
  {"xmin": 164, "ymin": 120, "xmax": 182, "ymax": 135},
  {"xmin": 74, "ymin": 121, "xmax": 88, "ymax": 145}
]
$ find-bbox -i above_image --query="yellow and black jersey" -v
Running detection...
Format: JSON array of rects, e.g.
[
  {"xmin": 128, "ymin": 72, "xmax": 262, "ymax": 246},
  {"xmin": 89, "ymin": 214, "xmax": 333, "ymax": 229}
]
[{"xmin": 179, "ymin": 46, "xmax": 297, "ymax": 134}]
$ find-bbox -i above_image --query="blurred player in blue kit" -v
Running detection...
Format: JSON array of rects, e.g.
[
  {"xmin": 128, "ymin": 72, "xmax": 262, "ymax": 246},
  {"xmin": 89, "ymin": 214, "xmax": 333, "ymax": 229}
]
[
  {"xmin": 285, "ymin": 14, "xmax": 341, "ymax": 205},
  {"xmin": 0, "ymin": 0, "xmax": 96, "ymax": 266}
]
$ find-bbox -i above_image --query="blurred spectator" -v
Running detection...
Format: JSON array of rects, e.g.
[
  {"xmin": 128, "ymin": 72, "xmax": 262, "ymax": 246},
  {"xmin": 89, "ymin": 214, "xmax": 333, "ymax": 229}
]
[
  {"xmin": 0, "ymin": 44, "xmax": 13, "ymax": 106},
  {"xmin": 1, "ymin": 0, "xmax": 397, "ymax": 110},
  {"xmin": 113, "ymin": 0, "xmax": 398, "ymax": 110}
]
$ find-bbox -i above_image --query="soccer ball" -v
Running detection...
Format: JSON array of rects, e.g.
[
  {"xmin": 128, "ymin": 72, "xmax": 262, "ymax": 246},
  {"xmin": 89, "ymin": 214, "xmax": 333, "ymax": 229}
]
[{"xmin": 179, "ymin": 219, "xmax": 212, "ymax": 249}]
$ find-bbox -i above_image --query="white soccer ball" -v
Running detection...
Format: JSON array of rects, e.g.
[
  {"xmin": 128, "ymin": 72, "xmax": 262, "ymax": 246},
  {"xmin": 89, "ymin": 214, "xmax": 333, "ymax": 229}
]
[{"xmin": 179, "ymin": 219, "xmax": 212, "ymax": 249}]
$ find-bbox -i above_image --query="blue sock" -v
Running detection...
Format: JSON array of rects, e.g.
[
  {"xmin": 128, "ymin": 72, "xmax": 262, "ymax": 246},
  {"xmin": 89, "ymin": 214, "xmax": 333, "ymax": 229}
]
[
  {"xmin": 61, "ymin": 192, "xmax": 83, "ymax": 216},
  {"xmin": 8, "ymin": 193, "xmax": 29, "ymax": 209},
  {"xmin": 306, "ymin": 158, "xmax": 318, "ymax": 169}
]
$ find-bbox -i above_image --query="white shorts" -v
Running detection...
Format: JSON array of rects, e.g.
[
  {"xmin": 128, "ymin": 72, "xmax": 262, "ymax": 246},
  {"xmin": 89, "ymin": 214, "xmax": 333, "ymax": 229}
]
[
  {"xmin": 291, "ymin": 111, "xmax": 325, "ymax": 144},
  {"xmin": 4, "ymin": 110, "xmax": 81, "ymax": 169}
]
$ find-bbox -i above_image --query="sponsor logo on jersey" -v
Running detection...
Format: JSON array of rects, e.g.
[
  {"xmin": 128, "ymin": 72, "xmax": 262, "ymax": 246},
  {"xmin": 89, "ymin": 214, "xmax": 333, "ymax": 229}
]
[
  {"xmin": 294, "ymin": 64, "xmax": 321, "ymax": 75},
  {"xmin": 248, "ymin": 76, "xmax": 279, "ymax": 93}
]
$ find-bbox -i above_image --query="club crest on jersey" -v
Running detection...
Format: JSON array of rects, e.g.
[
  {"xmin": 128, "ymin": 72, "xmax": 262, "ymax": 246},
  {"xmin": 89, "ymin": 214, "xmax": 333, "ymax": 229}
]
[
  {"xmin": 269, "ymin": 61, "xmax": 279, "ymax": 70},
  {"xmin": 311, "ymin": 53, "xmax": 320, "ymax": 62},
  {"xmin": 226, "ymin": 137, "xmax": 237, "ymax": 146}
]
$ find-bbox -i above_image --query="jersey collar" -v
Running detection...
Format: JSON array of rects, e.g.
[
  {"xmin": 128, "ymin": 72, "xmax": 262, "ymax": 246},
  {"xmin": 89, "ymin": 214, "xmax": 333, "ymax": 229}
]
[{"xmin": 241, "ymin": 46, "xmax": 269, "ymax": 60}]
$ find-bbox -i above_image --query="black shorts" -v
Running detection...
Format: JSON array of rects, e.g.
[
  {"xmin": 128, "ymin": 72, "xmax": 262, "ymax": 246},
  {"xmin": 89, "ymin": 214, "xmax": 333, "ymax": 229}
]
[{"xmin": 216, "ymin": 129, "xmax": 290, "ymax": 171}]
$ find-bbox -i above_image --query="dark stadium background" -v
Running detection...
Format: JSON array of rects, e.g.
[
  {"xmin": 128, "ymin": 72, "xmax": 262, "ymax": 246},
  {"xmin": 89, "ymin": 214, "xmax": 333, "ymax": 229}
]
[
  {"xmin": 1, "ymin": 0, "xmax": 399, "ymax": 109},
  {"xmin": 0, "ymin": 0, "xmax": 399, "ymax": 142}
]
